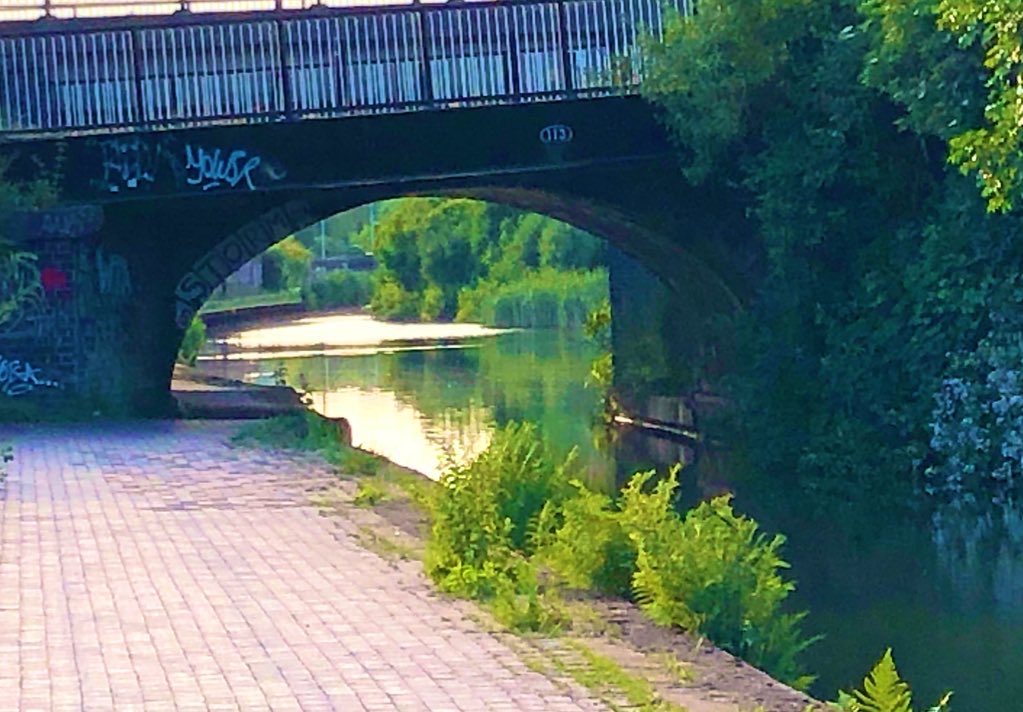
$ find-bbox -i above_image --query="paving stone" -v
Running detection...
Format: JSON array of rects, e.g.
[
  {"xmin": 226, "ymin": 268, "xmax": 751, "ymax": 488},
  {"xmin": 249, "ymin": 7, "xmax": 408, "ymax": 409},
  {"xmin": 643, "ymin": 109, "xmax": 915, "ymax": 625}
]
[{"xmin": 0, "ymin": 421, "xmax": 607, "ymax": 711}]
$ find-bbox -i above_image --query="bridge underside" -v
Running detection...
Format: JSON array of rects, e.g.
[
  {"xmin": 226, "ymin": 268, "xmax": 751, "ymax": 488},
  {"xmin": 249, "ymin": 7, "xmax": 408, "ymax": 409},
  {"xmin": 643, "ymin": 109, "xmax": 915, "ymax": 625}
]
[{"xmin": 0, "ymin": 97, "xmax": 756, "ymax": 419}]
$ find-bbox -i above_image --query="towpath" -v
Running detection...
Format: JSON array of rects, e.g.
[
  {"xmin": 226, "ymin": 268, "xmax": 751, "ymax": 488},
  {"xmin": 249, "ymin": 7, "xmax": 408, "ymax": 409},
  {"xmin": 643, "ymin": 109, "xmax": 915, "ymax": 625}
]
[{"xmin": 0, "ymin": 421, "xmax": 605, "ymax": 711}]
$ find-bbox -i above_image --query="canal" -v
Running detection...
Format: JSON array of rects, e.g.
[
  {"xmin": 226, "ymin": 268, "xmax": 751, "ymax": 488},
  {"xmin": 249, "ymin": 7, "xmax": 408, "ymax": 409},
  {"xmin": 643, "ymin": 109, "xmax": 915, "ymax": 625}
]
[{"xmin": 197, "ymin": 310, "xmax": 1023, "ymax": 710}]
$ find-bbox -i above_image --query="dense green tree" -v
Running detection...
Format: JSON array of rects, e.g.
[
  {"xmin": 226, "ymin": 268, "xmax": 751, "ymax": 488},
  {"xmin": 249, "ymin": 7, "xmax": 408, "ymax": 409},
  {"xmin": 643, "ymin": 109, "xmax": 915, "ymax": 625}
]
[
  {"xmin": 362, "ymin": 197, "xmax": 606, "ymax": 324},
  {"xmin": 862, "ymin": 0, "xmax": 1023, "ymax": 212},
  {"xmin": 418, "ymin": 200, "xmax": 490, "ymax": 315},
  {"xmin": 642, "ymin": 0, "xmax": 1023, "ymax": 505},
  {"xmin": 263, "ymin": 236, "xmax": 312, "ymax": 291}
]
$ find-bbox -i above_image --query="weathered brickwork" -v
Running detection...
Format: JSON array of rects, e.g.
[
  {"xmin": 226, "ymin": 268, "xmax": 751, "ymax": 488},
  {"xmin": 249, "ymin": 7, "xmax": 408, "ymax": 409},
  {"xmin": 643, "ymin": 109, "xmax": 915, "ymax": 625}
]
[{"xmin": 0, "ymin": 207, "xmax": 135, "ymax": 416}]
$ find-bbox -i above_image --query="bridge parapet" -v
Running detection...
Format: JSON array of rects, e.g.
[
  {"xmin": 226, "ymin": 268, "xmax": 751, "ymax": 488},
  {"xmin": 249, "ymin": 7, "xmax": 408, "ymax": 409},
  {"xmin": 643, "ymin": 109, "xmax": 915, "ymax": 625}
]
[{"xmin": 0, "ymin": 0, "xmax": 689, "ymax": 137}]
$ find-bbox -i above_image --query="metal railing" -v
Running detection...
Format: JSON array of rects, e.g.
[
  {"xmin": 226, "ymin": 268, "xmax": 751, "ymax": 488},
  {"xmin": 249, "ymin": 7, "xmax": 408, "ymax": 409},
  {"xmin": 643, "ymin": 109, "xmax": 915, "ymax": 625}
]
[{"xmin": 0, "ymin": 0, "xmax": 691, "ymax": 136}]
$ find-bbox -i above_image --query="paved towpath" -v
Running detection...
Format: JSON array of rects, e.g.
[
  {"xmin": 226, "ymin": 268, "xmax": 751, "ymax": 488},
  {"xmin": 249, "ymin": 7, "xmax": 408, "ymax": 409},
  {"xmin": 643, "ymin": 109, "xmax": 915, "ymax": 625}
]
[{"xmin": 0, "ymin": 421, "xmax": 605, "ymax": 712}]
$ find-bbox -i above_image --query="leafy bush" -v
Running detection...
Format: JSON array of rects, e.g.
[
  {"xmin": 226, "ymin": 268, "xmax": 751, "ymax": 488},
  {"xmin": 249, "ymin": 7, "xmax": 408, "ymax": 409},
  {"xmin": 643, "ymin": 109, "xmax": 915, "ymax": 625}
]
[
  {"xmin": 177, "ymin": 315, "xmax": 207, "ymax": 366},
  {"xmin": 618, "ymin": 468, "xmax": 816, "ymax": 689},
  {"xmin": 302, "ymin": 269, "xmax": 372, "ymax": 311},
  {"xmin": 369, "ymin": 274, "xmax": 420, "ymax": 321},
  {"xmin": 831, "ymin": 648, "xmax": 952, "ymax": 712},
  {"xmin": 534, "ymin": 484, "xmax": 635, "ymax": 597},
  {"xmin": 354, "ymin": 479, "xmax": 389, "ymax": 508},
  {"xmin": 425, "ymin": 422, "xmax": 575, "ymax": 598},
  {"xmin": 419, "ymin": 284, "xmax": 444, "ymax": 321},
  {"xmin": 263, "ymin": 236, "xmax": 312, "ymax": 291}
]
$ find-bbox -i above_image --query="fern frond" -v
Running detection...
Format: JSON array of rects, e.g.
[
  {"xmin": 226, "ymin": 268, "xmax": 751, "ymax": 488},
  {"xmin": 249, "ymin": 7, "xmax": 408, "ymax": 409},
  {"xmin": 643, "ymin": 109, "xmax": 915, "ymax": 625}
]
[{"xmin": 852, "ymin": 649, "xmax": 913, "ymax": 712}]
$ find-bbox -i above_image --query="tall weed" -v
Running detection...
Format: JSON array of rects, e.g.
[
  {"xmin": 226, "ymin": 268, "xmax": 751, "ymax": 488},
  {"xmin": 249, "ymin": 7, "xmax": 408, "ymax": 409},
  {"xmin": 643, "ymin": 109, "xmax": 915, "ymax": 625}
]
[
  {"xmin": 534, "ymin": 484, "xmax": 635, "ymax": 597},
  {"xmin": 425, "ymin": 422, "xmax": 575, "ymax": 598},
  {"xmin": 619, "ymin": 468, "xmax": 817, "ymax": 689}
]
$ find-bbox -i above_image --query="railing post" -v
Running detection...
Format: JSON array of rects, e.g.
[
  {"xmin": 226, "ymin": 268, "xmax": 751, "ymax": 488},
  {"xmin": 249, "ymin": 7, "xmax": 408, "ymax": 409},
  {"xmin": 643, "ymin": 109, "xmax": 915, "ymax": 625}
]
[
  {"xmin": 417, "ymin": 5, "xmax": 435, "ymax": 106},
  {"xmin": 557, "ymin": 0, "xmax": 574, "ymax": 95},
  {"xmin": 276, "ymin": 19, "xmax": 295, "ymax": 121},
  {"xmin": 507, "ymin": 6, "xmax": 521, "ymax": 98},
  {"xmin": 130, "ymin": 29, "xmax": 147, "ymax": 128}
]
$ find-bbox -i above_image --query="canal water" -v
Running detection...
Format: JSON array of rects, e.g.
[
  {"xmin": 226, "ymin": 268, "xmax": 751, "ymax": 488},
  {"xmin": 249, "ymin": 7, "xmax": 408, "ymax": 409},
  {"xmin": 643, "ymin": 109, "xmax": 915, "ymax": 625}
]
[{"xmin": 198, "ymin": 311, "xmax": 1023, "ymax": 710}]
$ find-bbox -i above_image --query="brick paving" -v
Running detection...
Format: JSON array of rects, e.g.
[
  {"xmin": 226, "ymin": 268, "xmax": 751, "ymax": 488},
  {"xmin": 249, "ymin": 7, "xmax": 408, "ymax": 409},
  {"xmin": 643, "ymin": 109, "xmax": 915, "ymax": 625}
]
[{"xmin": 0, "ymin": 421, "xmax": 606, "ymax": 712}]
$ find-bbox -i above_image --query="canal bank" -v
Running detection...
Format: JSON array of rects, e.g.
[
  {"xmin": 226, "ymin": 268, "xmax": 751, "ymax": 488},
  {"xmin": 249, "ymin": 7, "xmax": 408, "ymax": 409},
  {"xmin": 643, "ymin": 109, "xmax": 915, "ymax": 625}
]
[{"xmin": 190, "ymin": 306, "xmax": 1019, "ymax": 708}]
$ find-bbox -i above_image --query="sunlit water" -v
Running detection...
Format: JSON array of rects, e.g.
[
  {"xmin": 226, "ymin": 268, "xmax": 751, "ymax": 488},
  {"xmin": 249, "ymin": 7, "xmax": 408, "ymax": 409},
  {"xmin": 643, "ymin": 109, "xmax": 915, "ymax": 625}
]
[{"xmin": 197, "ymin": 311, "xmax": 1023, "ymax": 709}]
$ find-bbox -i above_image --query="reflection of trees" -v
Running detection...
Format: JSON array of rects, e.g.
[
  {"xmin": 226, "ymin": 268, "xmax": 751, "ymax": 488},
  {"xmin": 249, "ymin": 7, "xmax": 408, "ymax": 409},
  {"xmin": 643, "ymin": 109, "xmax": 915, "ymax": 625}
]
[
  {"xmin": 932, "ymin": 502, "xmax": 1023, "ymax": 613},
  {"xmin": 278, "ymin": 331, "xmax": 613, "ymax": 488}
]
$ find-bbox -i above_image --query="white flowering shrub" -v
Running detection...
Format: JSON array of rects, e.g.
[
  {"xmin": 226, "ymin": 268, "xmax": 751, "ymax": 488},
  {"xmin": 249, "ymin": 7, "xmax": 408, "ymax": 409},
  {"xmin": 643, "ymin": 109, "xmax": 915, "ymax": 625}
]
[{"xmin": 928, "ymin": 325, "xmax": 1023, "ymax": 504}]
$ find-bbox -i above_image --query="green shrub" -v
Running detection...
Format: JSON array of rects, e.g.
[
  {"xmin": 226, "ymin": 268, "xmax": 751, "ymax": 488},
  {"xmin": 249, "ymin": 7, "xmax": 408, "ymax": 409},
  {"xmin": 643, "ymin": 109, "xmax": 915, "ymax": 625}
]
[
  {"xmin": 831, "ymin": 649, "xmax": 952, "ymax": 711},
  {"xmin": 419, "ymin": 284, "xmax": 444, "ymax": 321},
  {"xmin": 369, "ymin": 275, "xmax": 421, "ymax": 321},
  {"xmin": 232, "ymin": 412, "xmax": 369, "ymax": 473},
  {"xmin": 262, "ymin": 236, "xmax": 313, "ymax": 291},
  {"xmin": 354, "ymin": 479, "xmax": 389, "ymax": 508},
  {"xmin": 425, "ymin": 422, "xmax": 575, "ymax": 598},
  {"xmin": 177, "ymin": 315, "xmax": 207, "ymax": 366},
  {"xmin": 302, "ymin": 270, "xmax": 372, "ymax": 310},
  {"xmin": 534, "ymin": 484, "xmax": 635, "ymax": 597},
  {"xmin": 618, "ymin": 468, "xmax": 816, "ymax": 689}
]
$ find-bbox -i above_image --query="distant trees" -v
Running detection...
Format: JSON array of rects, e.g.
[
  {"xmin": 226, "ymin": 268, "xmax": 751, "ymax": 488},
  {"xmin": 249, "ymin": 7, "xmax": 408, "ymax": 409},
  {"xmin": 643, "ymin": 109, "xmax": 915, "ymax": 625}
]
[
  {"xmin": 262, "ymin": 236, "xmax": 312, "ymax": 291},
  {"xmin": 362, "ymin": 198, "xmax": 607, "ymax": 326}
]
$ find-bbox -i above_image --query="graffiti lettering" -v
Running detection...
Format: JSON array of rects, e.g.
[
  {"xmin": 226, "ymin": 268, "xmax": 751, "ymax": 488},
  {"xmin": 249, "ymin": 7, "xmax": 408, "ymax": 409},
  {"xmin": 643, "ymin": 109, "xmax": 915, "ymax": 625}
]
[
  {"xmin": 174, "ymin": 201, "xmax": 312, "ymax": 328},
  {"xmin": 5, "ymin": 206, "xmax": 105, "ymax": 242},
  {"xmin": 96, "ymin": 249, "xmax": 131, "ymax": 297},
  {"xmin": 0, "ymin": 356, "xmax": 59, "ymax": 397},
  {"xmin": 39, "ymin": 206, "xmax": 104, "ymax": 240},
  {"xmin": 0, "ymin": 251, "xmax": 44, "ymax": 331},
  {"xmin": 98, "ymin": 137, "xmax": 166, "ymax": 192},
  {"xmin": 185, "ymin": 144, "xmax": 264, "ymax": 191},
  {"xmin": 93, "ymin": 136, "xmax": 283, "ymax": 194}
]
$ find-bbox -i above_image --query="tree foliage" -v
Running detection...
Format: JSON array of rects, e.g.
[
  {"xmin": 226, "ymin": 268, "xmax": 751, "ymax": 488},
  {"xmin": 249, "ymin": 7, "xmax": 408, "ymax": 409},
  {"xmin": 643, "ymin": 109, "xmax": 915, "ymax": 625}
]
[
  {"xmin": 641, "ymin": 0, "xmax": 1023, "ymax": 507},
  {"xmin": 863, "ymin": 0, "xmax": 1023, "ymax": 212},
  {"xmin": 366, "ymin": 198, "xmax": 606, "ymax": 324}
]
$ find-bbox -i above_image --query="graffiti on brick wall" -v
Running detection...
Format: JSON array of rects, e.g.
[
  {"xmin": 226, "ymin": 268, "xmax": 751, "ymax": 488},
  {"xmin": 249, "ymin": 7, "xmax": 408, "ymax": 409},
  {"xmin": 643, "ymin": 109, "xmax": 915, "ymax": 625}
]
[
  {"xmin": 0, "ymin": 355, "xmax": 60, "ymax": 396},
  {"xmin": 0, "ymin": 241, "xmax": 133, "ymax": 402},
  {"xmin": 185, "ymin": 144, "xmax": 286, "ymax": 192},
  {"xmin": 94, "ymin": 136, "xmax": 286, "ymax": 194},
  {"xmin": 0, "ymin": 250, "xmax": 44, "ymax": 331},
  {"xmin": 4, "ymin": 205, "xmax": 105, "ymax": 242},
  {"xmin": 174, "ymin": 201, "xmax": 312, "ymax": 328},
  {"xmin": 96, "ymin": 248, "xmax": 131, "ymax": 297},
  {"xmin": 97, "ymin": 136, "xmax": 179, "ymax": 193}
]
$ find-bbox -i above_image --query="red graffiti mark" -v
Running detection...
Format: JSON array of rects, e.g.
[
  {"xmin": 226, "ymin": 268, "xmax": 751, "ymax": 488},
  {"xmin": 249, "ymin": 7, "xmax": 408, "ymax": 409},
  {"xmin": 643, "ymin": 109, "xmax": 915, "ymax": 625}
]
[{"xmin": 40, "ymin": 267, "xmax": 69, "ymax": 294}]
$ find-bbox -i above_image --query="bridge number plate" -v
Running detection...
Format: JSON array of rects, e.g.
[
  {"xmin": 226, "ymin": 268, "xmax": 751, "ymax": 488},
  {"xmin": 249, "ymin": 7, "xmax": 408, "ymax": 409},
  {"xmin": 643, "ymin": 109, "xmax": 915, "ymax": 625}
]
[{"xmin": 539, "ymin": 124, "xmax": 574, "ymax": 145}]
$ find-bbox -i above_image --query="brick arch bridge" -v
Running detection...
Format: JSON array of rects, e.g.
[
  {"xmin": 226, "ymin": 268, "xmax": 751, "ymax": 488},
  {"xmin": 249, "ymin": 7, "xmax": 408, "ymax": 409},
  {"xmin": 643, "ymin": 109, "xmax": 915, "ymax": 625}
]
[{"xmin": 0, "ymin": 0, "xmax": 757, "ymax": 420}]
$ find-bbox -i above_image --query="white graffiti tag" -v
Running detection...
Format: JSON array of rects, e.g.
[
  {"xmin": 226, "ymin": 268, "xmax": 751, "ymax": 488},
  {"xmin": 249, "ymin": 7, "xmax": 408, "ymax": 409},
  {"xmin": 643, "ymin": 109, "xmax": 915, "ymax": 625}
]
[
  {"xmin": 0, "ymin": 356, "xmax": 59, "ymax": 397},
  {"xmin": 96, "ymin": 249, "xmax": 132, "ymax": 297},
  {"xmin": 185, "ymin": 145, "xmax": 263, "ymax": 191}
]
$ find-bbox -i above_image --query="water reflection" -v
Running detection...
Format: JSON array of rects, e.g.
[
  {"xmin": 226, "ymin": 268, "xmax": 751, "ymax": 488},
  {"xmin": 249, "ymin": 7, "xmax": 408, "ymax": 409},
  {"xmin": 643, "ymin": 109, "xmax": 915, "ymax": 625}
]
[{"xmin": 200, "ymin": 312, "xmax": 616, "ymax": 487}]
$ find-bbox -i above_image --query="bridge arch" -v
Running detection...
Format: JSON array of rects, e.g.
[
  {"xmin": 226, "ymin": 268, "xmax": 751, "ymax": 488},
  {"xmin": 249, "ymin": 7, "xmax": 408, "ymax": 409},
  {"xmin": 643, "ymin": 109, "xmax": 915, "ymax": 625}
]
[{"xmin": 164, "ymin": 182, "xmax": 746, "ymax": 426}]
